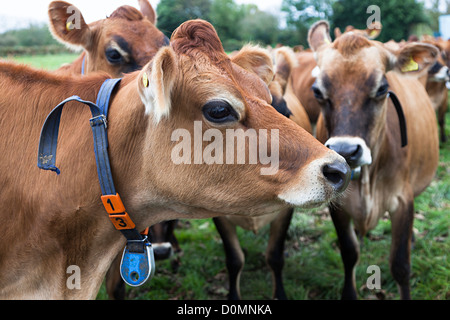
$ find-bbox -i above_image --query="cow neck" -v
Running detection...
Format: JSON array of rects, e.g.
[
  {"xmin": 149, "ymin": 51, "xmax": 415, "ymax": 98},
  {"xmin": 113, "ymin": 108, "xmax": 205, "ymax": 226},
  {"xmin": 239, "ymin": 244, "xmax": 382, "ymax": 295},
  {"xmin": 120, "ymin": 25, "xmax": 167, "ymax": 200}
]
[{"xmin": 37, "ymin": 78, "xmax": 155, "ymax": 287}]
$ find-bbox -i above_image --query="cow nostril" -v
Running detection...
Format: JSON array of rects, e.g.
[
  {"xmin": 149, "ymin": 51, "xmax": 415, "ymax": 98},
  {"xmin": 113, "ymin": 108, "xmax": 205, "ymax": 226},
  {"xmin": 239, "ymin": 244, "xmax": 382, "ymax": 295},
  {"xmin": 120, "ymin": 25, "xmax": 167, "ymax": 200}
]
[
  {"xmin": 323, "ymin": 167, "xmax": 343, "ymax": 185},
  {"xmin": 328, "ymin": 143, "xmax": 363, "ymax": 167},
  {"xmin": 350, "ymin": 145, "xmax": 362, "ymax": 158},
  {"xmin": 322, "ymin": 162, "xmax": 351, "ymax": 192}
]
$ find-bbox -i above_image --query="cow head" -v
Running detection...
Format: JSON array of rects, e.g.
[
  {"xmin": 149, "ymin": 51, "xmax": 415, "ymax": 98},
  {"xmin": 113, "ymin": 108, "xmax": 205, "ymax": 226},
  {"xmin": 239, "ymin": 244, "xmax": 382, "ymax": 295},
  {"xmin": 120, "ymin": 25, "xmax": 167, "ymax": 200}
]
[
  {"xmin": 421, "ymin": 38, "xmax": 450, "ymax": 83},
  {"xmin": 438, "ymin": 38, "xmax": 450, "ymax": 70},
  {"xmin": 334, "ymin": 21, "xmax": 382, "ymax": 40},
  {"xmin": 125, "ymin": 20, "xmax": 350, "ymax": 218},
  {"xmin": 48, "ymin": 0, "xmax": 169, "ymax": 77},
  {"xmin": 308, "ymin": 21, "xmax": 438, "ymax": 169},
  {"xmin": 427, "ymin": 60, "xmax": 450, "ymax": 83}
]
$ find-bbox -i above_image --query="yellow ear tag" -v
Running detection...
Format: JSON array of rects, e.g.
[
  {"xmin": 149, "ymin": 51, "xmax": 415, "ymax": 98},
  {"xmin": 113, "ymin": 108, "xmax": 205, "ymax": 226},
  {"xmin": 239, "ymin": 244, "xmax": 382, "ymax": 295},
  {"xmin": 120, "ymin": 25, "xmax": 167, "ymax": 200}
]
[
  {"xmin": 142, "ymin": 72, "xmax": 149, "ymax": 88},
  {"xmin": 66, "ymin": 21, "xmax": 73, "ymax": 32},
  {"xmin": 324, "ymin": 36, "xmax": 331, "ymax": 44},
  {"xmin": 369, "ymin": 30, "xmax": 378, "ymax": 38},
  {"xmin": 401, "ymin": 56, "xmax": 419, "ymax": 73}
]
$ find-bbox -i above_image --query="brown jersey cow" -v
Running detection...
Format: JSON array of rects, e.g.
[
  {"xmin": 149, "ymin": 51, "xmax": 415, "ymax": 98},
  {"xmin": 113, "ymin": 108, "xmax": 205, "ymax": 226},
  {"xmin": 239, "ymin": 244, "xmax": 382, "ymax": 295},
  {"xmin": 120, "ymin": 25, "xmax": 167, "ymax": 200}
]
[
  {"xmin": 420, "ymin": 37, "xmax": 449, "ymax": 143},
  {"xmin": 0, "ymin": 20, "xmax": 349, "ymax": 299},
  {"xmin": 309, "ymin": 21, "xmax": 439, "ymax": 299},
  {"xmin": 49, "ymin": 0, "xmax": 169, "ymax": 77}
]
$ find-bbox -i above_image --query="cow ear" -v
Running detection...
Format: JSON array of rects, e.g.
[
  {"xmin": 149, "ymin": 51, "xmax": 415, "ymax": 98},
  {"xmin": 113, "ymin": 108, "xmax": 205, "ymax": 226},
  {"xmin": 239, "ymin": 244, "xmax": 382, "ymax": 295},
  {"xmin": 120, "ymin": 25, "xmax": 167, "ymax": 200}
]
[
  {"xmin": 390, "ymin": 42, "xmax": 439, "ymax": 75},
  {"xmin": 171, "ymin": 19, "xmax": 227, "ymax": 63},
  {"xmin": 273, "ymin": 47, "xmax": 297, "ymax": 94},
  {"xmin": 138, "ymin": 0, "xmax": 157, "ymax": 25},
  {"xmin": 308, "ymin": 20, "xmax": 332, "ymax": 52},
  {"xmin": 139, "ymin": 47, "xmax": 178, "ymax": 123},
  {"xmin": 334, "ymin": 27, "xmax": 342, "ymax": 39},
  {"xmin": 231, "ymin": 45, "xmax": 274, "ymax": 85},
  {"xmin": 48, "ymin": 1, "xmax": 92, "ymax": 51}
]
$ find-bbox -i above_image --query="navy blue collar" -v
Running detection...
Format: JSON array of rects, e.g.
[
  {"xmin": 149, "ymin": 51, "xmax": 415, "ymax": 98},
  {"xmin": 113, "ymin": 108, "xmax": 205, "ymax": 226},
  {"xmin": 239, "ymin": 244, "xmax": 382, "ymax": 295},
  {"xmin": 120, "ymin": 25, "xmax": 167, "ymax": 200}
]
[
  {"xmin": 37, "ymin": 78, "xmax": 155, "ymax": 287},
  {"xmin": 387, "ymin": 91, "xmax": 408, "ymax": 148}
]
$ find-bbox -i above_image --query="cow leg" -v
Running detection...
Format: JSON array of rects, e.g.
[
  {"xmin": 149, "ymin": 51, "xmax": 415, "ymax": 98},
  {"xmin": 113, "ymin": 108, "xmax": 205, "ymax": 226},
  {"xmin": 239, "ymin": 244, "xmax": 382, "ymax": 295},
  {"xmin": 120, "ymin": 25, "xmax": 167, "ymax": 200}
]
[
  {"xmin": 330, "ymin": 205, "xmax": 360, "ymax": 300},
  {"xmin": 105, "ymin": 253, "xmax": 126, "ymax": 300},
  {"xmin": 389, "ymin": 197, "xmax": 414, "ymax": 300},
  {"xmin": 265, "ymin": 207, "xmax": 294, "ymax": 300},
  {"xmin": 166, "ymin": 220, "xmax": 182, "ymax": 272},
  {"xmin": 213, "ymin": 217, "xmax": 245, "ymax": 300}
]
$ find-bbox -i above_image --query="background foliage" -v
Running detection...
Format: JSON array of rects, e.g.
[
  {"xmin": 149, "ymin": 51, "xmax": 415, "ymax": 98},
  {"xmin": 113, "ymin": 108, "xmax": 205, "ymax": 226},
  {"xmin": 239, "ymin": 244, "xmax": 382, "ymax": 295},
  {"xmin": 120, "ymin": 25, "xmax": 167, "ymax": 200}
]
[
  {"xmin": 332, "ymin": 0, "xmax": 429, "ymax": 42},
  {"xmin": 1, "ymin": 0, "xmax": 449, "ymax": 54}
]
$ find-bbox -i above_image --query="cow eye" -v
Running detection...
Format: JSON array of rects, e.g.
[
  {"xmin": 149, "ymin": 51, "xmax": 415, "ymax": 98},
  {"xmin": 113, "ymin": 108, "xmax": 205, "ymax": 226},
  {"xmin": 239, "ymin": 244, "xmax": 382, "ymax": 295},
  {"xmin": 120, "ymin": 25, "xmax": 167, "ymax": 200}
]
[
  {"xmin": 106, "ymin": 48, "xmax": 123, "ymax": 64},
  {"xmin": 202, "ymin": 100, "xmax": 239, "ymax": 123},
  {"xmin": 376, "ymin": 83, "xmax": 389, "ymax": 97},
  {"xmin": 311, "ymin": 84, "xmax": 325, "ymax": 101}
]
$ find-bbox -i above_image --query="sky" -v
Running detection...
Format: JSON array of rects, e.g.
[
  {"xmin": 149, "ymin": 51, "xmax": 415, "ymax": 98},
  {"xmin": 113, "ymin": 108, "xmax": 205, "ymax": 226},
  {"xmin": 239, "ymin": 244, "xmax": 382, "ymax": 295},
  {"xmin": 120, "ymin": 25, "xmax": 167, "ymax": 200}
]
[{"xmin": 0, "ymin": 0, "xmax": 284, "ymax": 33}]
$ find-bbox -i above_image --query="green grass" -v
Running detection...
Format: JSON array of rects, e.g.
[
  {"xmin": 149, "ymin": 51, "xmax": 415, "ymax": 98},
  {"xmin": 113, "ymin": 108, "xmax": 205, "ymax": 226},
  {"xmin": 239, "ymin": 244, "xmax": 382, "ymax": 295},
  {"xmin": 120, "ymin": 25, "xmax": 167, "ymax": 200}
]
[
  {"xmin": 5, "ymin": 53, "xmax": 79, "ymax": 70},
  {"xmin": 10, "ymin": 54, "xmax": 449, "ymax": 300}
]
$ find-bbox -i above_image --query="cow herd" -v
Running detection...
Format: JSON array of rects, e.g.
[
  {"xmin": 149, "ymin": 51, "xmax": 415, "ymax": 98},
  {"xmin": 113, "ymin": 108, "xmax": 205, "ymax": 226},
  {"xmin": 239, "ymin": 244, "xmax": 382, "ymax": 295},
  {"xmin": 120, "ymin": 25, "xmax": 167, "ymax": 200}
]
[{"xmin": 0, "ymin": 1, "xmax": 448, "ymax": 300}]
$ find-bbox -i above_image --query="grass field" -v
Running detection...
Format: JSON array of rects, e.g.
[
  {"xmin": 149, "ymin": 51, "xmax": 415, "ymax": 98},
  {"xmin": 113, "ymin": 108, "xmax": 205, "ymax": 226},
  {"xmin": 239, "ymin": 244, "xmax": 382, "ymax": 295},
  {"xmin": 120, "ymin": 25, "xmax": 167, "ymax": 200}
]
[
  {"xmin": 8, "ymin": 54, "xmax": 449, "ymax": 300},
  {"xmin": 5, "ymin": 53, "xmax": 79, "ymax": 70}
]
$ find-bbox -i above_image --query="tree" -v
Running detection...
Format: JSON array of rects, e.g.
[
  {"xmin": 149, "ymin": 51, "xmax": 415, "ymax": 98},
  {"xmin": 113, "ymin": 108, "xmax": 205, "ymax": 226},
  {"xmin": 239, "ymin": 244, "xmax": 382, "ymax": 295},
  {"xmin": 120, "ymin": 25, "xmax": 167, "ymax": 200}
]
[
  {"xmin": 332, "ymin": 0, "xmax": 429, "ymax": 42},
  {"xmin": 209, "ymin": 0, "xmax": 244, "ymax": 42},
  {"xmin": 283, "ymin": 0, "xmax": 430, "ymax": 46},
  {"xmin": 426, "ymin": 0, "xmax": 443, "ymax": 32},
  {"xmin": 156, "ymin": 0, "xmax": 211, "ymax": 37},
  {"xmin": 238, "ymin": 4, "xmax": 280, "ymax": 46},
  {"xmin": 0, "ymin": 23, "xmax": 58, "ymax": 47},
  {"xmin": 282, "ymin": 0, "xmax": 334, "ymax": 47}
]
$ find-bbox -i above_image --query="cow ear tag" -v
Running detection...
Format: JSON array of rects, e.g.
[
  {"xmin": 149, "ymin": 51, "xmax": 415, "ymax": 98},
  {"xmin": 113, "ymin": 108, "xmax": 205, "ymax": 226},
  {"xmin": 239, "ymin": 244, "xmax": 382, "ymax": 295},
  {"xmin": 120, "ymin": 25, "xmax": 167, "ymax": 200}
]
[
  {"xmin": 142, "ymin": 72, "xmax": 149, "ymax": 88},
  {"xmin": 401, "ymin": 56, "xmax": 419, "ymax": 73},
  {"xmin": 66, "ymin": 21, "xmax": 73, "ymax": 32},
  {"xmin": 120, "ymin": 240, "xmax": 155, "ymax": 287}
]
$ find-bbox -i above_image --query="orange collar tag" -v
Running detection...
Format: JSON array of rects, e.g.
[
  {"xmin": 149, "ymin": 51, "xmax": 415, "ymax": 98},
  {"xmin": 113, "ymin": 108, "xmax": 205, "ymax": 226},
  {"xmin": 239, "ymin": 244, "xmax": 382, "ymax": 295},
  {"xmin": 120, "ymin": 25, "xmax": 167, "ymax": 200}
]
[{"xmin": 101, "ymin": 193, "xmax": 136, "ymax": 230}]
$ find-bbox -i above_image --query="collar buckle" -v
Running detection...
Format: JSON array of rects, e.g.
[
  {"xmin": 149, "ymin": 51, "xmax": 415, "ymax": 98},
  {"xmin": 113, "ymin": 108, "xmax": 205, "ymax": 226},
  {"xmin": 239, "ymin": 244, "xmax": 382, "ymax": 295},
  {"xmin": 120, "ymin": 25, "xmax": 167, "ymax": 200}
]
[{"xmin": 90, "ymin": 114, "xmax": 107, "ymax": 129}]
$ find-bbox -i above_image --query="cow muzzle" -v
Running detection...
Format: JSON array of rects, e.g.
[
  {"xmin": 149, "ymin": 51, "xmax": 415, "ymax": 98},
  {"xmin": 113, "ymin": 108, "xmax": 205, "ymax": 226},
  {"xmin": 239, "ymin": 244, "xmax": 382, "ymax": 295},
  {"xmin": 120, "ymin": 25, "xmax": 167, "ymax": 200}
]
[
  {"xmin": 429, "ymin": 65, "xmax": 449, "ymax": 82},
  {"xmin": 277, "ymin": 151, "xmax": 350, "ymax": 208},
  {"xmin": 152, "ymin": 242, "xmax": 173, "ymax": 260},
  {"xmin": 325, "ymin": 137, "xmax": 372, "ymax": 169}
]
